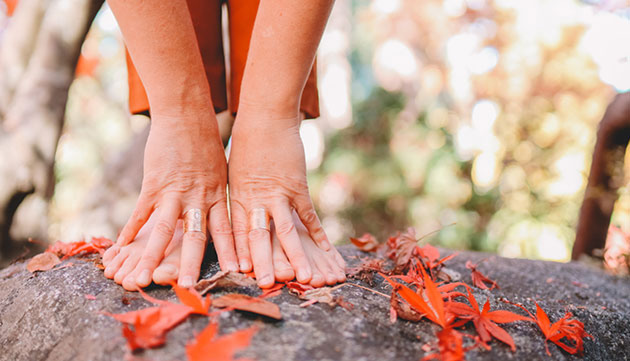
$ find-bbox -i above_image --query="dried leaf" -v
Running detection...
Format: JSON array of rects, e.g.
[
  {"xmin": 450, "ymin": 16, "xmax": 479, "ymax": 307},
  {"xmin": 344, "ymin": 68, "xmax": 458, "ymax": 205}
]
[
  {"xmin": 260, "ymin": 283, "xmax": 285, "ymax": 297},
  {"xmin": 347, "ymin": 258, "xmax": 386, "ymax": 286},
  {"xmin": 286, "ymin": 282, "xmax": 314, "ymax": 297},
  {"xmin": 186, "ymin": 322, "xmax": 257, "ymax": 361},
  {"xmin": 466, "ymin": 261, "xmax": 499, "ymax": 290},
  {"xmin": 213, "ymin": 293, "xmax": 282, "ymax": 320},
  {"xmin": 390, "ymin": 290, "xmax": 423, "ymax": 322},
  {"xmin": 350, "ymin": 233, "xmax": 380, "ymax": 252},
  {"xmin": 27, "ymin": 252, "xmax": 60, "ymax": 272},
  {"xmin": 195, "ymin": 271, "xmax": 257, "ymax": 295}
]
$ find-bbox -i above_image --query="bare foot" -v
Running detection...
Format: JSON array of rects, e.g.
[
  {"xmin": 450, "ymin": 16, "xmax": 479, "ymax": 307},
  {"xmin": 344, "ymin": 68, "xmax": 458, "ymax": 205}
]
[
  {"xmin": 272, "ymin": 211, "xmax": 346, "ymax": 287},
  {"xmin": 102, "ymin": 213, "xmax": 185, "ymax": 291}
]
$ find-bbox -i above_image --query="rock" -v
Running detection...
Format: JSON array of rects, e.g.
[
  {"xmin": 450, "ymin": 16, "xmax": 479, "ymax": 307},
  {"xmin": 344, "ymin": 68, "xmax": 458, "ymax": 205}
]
[{"xmin": 0, "ymin": 246, "xmax": 628, "ymax": 361}]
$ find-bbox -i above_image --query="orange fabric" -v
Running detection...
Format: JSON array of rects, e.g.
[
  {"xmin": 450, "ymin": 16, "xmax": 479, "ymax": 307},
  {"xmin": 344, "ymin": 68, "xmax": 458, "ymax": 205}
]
[{"xmin": 126, "ymin": 0, "xmax": 319, "ymax": 119}]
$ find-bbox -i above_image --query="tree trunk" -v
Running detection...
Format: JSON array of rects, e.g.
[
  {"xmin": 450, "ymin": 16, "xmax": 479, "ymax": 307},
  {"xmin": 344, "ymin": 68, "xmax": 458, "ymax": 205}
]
[{"xmin": 0, "ymin": 0, "xmax": 104, "ymax": 265}]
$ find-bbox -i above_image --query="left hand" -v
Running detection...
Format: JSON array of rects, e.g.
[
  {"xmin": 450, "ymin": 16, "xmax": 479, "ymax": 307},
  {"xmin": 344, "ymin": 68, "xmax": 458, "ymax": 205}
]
[{"xmin": 228, "ymin": 110, "xmax": 331, "ymax": 288}]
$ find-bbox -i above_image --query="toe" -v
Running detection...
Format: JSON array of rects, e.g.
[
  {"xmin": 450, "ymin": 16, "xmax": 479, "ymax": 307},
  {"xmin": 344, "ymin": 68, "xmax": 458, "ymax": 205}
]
[
  {"xmin": 104, "ymin": 251, "xmax": 127, "ymax": 279},
  {"xmin": 311, "ymin": 252, "xmax": 337, "ymax": 286},
  {"xmin": 272, "ymin": 231, "xmax": 296, "ymax": 282}
]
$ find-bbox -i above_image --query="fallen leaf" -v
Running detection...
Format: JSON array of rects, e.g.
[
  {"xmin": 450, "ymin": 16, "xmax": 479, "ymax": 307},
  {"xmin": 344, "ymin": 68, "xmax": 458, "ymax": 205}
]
[
  {"xmin": 446, "ymin": 288, "xmax": 530, "ymax": 351},
  {"xmin": 55, "ymin": 262, "xmax": 74, "ymax": 270},
  {"xmin": 186, "ymin": 322, "xmax": 257, "ymax": 361},
  {"xmin": 350, "ymin": 233, "xmax": 380, "ymax": 252},
  {"xmin": 512, "ymin": 301, "xmax": 593, "ymax": 355},
  {"xmin": 466, "ymin": 261, "xmax": 499, "ymax": 290},
  {"xmin": 46, "ymin": 237, "xmax": 113, "ymax": 259},
  {"xmin": 213, "ymin": 293, "xmax": 282, "ymax": 320},
  {"xmin": 422, "ymin": 327, "xmax": 465, "ymax": 361},
  {"xmin": 260, "ymin": 283, "xmax": 285, "ymax": 298},
  {"xmin": 106, "ymin": 303, "xmax": 193, "ymax": 350},
  {"xmin": 297, "ymin": 285, "xmax": 345, "ymax": 308},
  {"xmin": 171, "ymin": 282, "xmax": 211, "ymax": 315},
  {"xmin": 27, "ymin": 252, "xmax": 61, "ymax": 272},
  {"xmin": 390, "ymin": 290, "xmax": 423, "ymax": 322},
  {"xmin": 286, "ymin": 282, "xmax": 314, "ymax": 297},
  {"xmin": 195, "ymin": 271, "xmax": 257, "ymax": 295},
  {"xmin": 347, "ymin": 258, "xmax": 386, "ymax": 286}
]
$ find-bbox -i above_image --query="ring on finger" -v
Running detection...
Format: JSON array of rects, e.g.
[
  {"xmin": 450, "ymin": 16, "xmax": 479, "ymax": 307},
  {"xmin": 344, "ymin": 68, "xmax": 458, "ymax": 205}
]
[
  {"xmin": 183, "ymin": 208, "xmax": 206, "ymax": 233},
  {"xmin": 249, "ymin": 207, "xmax": 270, "ymax": 232}
]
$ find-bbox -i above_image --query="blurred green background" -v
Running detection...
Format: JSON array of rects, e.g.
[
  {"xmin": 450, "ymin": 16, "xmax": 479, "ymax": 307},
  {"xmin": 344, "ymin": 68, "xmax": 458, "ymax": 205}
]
[{"xmin": 4, "ymin": 0, "xmax": 628, "ymax": 262}]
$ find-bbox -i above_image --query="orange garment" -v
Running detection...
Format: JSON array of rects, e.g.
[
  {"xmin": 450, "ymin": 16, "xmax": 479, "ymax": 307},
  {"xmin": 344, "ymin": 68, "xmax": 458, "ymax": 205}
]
[{"xmin": 126, "ymin": 0, "xmax": 319, "ymax": 119}]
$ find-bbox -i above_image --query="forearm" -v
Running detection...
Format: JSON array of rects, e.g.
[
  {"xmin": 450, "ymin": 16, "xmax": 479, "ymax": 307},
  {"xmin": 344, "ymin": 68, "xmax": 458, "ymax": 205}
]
[
  {"xmin": 239, "ymin": 0, "xmax": 334, "ymax": 120},
  {"xmin": 107, "ymin": 0, "xmax": 214, "ymax": 123}
]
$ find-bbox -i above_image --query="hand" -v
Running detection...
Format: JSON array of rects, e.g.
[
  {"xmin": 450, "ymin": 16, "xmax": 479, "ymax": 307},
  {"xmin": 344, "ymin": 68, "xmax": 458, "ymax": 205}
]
[
  {"xmin": 228, "ymin": 110, "xmax": 331, "ymax": 288},
  {"xmin": 115, "ymin": 113, "xmax": 238, "ymax": 289}
]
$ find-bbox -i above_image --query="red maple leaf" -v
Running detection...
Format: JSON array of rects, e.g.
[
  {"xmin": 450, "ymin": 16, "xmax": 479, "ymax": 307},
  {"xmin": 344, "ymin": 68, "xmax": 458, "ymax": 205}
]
[
  {"xmin": 350, "ymin": 233, "xmax": 380, "ymax": 252},
  {"xmin": 465, "ymin": 260, "xmax": 499, "ymax": 290},
  {"xmin": 446, "ymin": 288, "xmax": 530, "ymax": 351},
  {"xmin": 186, "ymin": 322, "xmax": 257, "ymax": 361},
  {"xmin": 422, "ymin": 327, "xmax": 465, "ymax": 361},
  {"xmin": 106, "ymin": 284, "xmax": 212, "ymax": 350},
  {"xmin": 46, "ymin": 237, "xmax": 113, "ymax": 259},
  {"xmin": 512, "ymin": 301, "xmax": 593, "ymax": 355}
]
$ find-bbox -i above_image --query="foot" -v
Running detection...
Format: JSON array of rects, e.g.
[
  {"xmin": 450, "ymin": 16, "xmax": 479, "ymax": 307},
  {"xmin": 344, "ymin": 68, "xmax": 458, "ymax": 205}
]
[
  {"xmin": 102, "ymin": 213, "xmax": 185, "ymax": 291},
  {"xmin": 271, "ymin": 211, "xmax": 346, "ymax": 287}
]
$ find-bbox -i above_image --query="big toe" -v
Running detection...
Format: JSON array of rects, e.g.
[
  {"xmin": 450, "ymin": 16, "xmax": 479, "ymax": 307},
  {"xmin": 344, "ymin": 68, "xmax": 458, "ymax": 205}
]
[
  {"xmin": 153, "ymin": 262, "xmax": 179, "ymax": 285},
  {"xmin": 102, "ymin": 245, "xmax": 120, "ymax": 266}
]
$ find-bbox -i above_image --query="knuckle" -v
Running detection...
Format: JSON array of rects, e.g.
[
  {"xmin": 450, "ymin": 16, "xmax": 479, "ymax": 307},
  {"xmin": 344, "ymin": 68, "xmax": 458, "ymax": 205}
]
[
  {"xmin": 300, "ymin": 209, "xmax": 319, "ymax": 225},
  {"xmin": 212, "ymin": 222, "xmax": 233, "ymax": 237},
  {"xmin": 154, "ymin": 220, "xmax": 175, "ymax": 237},
  {"xmin": 140, "ymin": 254, "xmax": 161, "ymax": 265},
  {"xmin": 274, "ymin": 220, "xmax": 296, "ymax": 237},
  {"xmin": 185, "ymin": 232, "xmax": 207, "ymax": 247}
]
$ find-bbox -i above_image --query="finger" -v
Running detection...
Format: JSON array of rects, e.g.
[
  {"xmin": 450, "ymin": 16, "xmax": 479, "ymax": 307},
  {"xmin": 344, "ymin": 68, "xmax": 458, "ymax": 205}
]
[
  {"xmin": 248, "ymin": 226, "xmax": 275, "ymax": 288},
  {"xmin": 209, "ymin": 200, "xmax": 239, "ymax": 272},
  {"xmin": 102, "ymin": 245, "xmax": 121, "ymax": 267},
  {"xmin": 325, "ymin": 250, "xmax": 346, "ymax": 284},
  {"xmin": 134, "ymin": 197, "xmax": 181, "ymax": 287},
  {"xmin": 178, "ymin": 207, "xmax": 209, "ymax": 288},
  {"xmin": 115, "ymin": 253, "xmax": 141, "ymax": 285},
  {"xmin": 104, "ymin": 250, "xmax": 128, "ymax": 279},
  {"xmin": 153, "ymin": 220, "xmax": 184, "ymax": 285},
  {"xmin": 117, "ymin": 194, "xmax": 154, "ymax": 247},
  {"xmin": 271, "ymin": 227, "xmax": 295, "ymax": 281},
  {"xmin": 271, "ymin": 203, "xmax": 311, "ymax": 283},
  {"xmin": 230, "ymin": 200, "xmax": 253, "ymax": 272},
  {"xmin": 294, "ymin": 197, "xmax": 331, "ymax": 251}
]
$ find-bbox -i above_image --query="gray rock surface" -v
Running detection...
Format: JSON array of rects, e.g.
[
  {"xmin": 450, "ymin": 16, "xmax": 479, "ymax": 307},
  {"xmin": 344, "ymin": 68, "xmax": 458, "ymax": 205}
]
[{"xmin": 0, "ymin": 246, "xmax": 628, "ymax": 361}]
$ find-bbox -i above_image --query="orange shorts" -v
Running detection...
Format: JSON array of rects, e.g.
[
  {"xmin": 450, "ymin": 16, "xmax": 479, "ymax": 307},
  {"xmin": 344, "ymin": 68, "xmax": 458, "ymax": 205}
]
[{"xmin": 126, "ymin": 0, "xmax": 319, "ymax": 119}]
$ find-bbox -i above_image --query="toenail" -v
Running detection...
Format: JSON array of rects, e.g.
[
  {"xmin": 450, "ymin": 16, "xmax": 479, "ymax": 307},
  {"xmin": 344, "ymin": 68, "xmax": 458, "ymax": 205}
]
[
  {"xmin": 180, "ymin": 276, "xmax": 194, "ymax": 288},
  {"xmin": 137, "ymin": 270, "xmax": 151, "ymax": 285},
  {"xmin": 226, "ymin": 262, "xmax": 239, "ymax": 272}
]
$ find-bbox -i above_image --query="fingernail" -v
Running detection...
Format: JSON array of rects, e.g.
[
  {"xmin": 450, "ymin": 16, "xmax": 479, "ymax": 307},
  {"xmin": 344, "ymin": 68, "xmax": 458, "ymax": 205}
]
[
  {"xmin": 297, "ymin": 269, "xmax": 310, "ymax": 282},
  {"xmin": 137, "ymin": 270, "xmax": 151, "ymax": 285},
  {"xmin": 239, "ymin": 259, "xmax": 251, "ymax": 271},
  {"xmin": 258, "ymin": 275, "xmax": 273, "ymax": 287},
  {"xmin": 159, "ymin": 264, "xmax": 178, "ymax": 276},
  {"xmin": 180, "ymin": 276, "xmax": 194, "ymax": 288}
]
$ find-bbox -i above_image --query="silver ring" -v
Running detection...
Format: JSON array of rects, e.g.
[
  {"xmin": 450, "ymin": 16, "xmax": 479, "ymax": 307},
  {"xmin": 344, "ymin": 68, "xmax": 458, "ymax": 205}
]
[
  {"xmin": 249, "ymin": 207, "xmax": 270, "ymax": 231},
  {"xmin": 183, "ymin": 208, "xmax": 206, "ymax": 233}
]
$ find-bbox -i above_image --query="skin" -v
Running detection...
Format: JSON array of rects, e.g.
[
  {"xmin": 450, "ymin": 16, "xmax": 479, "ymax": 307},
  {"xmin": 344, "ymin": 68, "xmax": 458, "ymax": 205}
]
[
  {"xmin": 103, "ymin": 0, "xmax": 341, "ymax": 290},
  {"xmin": 229, "ymin": 0, "xmax": 337, "ymax": 288},
  {"xmin": 103, "ymin": 211, "xmax": 345, "ymax": 290}
]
